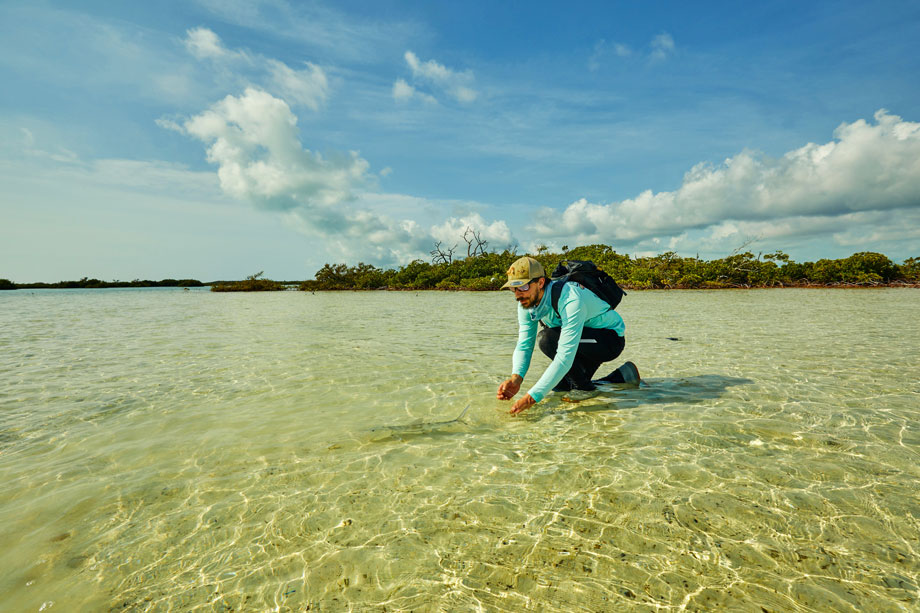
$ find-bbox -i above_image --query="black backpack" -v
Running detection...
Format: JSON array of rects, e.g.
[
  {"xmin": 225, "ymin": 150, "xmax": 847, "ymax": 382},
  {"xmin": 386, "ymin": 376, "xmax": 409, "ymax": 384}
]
[{"xmin": 548, "ymin": 259, "xmax": 626, "ymax": 318}]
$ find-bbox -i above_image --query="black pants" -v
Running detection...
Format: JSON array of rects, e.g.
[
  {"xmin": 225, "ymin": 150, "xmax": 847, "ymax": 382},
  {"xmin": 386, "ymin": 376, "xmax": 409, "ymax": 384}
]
[{"xmin": 538, "ymin": 326, "xmax": 625, "ymax": 390}]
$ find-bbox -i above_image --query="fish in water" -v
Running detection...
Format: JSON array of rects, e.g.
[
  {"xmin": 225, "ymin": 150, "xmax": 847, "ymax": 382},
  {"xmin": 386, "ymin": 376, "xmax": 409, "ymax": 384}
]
[{"xmin": 371, "ymin": 404, "xmax": 471, "ymax": 438}]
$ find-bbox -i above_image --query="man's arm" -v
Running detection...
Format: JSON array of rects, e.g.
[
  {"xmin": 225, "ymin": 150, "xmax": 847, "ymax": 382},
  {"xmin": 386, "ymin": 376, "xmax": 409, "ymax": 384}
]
[
  {"xmin": 511, "ymin": 305, "xmax": 537, "ymax": 380},
  {"xmin": 521, "ymin": 286, "xmax": 587, "ymax": 405},
  {"xmin": 498, "ymin": 306, "xmax": 537, "ymax": 401}
]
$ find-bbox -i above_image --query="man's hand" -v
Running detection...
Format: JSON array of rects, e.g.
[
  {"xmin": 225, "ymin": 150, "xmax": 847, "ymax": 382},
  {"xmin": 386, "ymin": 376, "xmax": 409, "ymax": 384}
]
[
  {"xmin": 496, "ymin": 375, "xmax": 522, "ymax": 400},
  {"xmin": 510, "ymin": 394, "xmax": 536, "ymax": 414}
]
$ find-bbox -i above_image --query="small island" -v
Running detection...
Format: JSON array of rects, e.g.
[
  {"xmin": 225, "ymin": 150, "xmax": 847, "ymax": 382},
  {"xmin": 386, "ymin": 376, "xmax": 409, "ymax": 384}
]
[
  {"xmin": 0, "ymin": 277, "xmax": 204, "ymax": 290},
  {"xmin": 210, "ymin": 272, "xmax": 288, "ymax": 292}
]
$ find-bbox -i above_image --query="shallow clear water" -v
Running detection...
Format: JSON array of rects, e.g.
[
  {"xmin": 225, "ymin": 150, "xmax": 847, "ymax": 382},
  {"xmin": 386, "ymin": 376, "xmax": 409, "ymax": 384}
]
[{"xmin": 1, "ymin": 287, "xmax": 918, "ymax": 612}]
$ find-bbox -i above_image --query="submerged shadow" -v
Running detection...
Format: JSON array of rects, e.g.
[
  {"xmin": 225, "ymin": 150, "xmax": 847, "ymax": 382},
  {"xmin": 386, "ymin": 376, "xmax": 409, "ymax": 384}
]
[
  {"xmin": 367, "ymin": 404, "xmax": 473, "ymax": 443},
  {"xmin": 367, "ymin": 422, "xmax": 473, "ymax": 443},
  {"xmin": 559, "ymin": 374, "xmax": 754, "ymax": 415}
]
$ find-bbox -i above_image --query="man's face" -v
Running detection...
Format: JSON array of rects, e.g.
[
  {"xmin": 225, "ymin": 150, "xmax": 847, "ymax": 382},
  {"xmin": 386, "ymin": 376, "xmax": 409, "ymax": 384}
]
[{"xmin": 512, "ymin": 278, "xmax": 544, "ymax": 309}]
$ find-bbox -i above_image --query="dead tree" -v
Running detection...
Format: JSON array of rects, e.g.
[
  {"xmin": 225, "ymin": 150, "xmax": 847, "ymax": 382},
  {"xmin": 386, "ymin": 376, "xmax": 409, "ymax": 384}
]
[
  {"xmin": 463, "ymin": 226, "xmax": 488, "ymax": 258},
  {"xmin": 720, "ymin": 236, "xmax": 764, "ymax": 286},
  {"xmin": 728, "ymin": 236, "xmax": 761, "ymax": 257},
  {"xmin": 430, "ymin": 241, "xmax": 457, "ymax": 264}
]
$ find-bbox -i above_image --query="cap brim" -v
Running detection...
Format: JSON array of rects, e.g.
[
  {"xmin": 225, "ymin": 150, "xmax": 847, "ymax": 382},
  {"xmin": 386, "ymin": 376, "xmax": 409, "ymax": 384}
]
[{"xmin": 501, "ymin": 279, "xmax": 529, "ymax": 290}]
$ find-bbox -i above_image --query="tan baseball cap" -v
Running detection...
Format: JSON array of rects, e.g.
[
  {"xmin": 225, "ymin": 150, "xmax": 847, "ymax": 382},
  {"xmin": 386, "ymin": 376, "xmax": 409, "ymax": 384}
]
[{"xmin": 501, "ymin": 256, "xmax": 546, "ymax": 289}]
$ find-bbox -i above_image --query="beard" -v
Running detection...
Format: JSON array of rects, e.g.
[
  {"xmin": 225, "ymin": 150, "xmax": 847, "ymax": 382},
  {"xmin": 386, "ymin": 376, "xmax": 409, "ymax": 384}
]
[{"xmin": 517, "ymin": 293, "xmax": 538, "ymax": 308}]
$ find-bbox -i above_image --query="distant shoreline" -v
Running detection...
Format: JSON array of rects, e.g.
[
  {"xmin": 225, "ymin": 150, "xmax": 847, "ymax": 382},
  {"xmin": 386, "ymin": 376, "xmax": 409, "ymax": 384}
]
[
  {"xmin": 4, "ymin": 248, "xmax": 918, "ymax": 292},
  {"xmin": 0, "ymin": 279, "xmax": 206, "ymax": 291},
  {"xmin": 3, "ymin": 281, "xmax": 919, "ymax": 292},
  {"xmin": 306, "ymin": 282, "xmax": 920, "ymax": 291}
]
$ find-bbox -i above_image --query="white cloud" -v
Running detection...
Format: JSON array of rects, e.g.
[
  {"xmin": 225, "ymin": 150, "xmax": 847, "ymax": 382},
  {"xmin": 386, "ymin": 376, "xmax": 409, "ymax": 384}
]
[
  {"xmin": 589, "ymin": 40, "xmax": 632, "ymax": 71},
  {"xmin": 0, "ymin": 142, "xmax": 305, "ymax": 282},
  {"xmin": 181, "ymin": 27, "xmax": 329, "ymax": 110},
  {"xmin": 267, "ymin": 59, "xmax": 328, "ymax": 110},
  {"xmin": 185, "ymin": 26, "xmax": 234, "ymax": 60},
  {"xmin": 588, "ymin": 33, "xmax": 674, "ymax": 69},
  {"xmin": 392, "ymin": 77, "xmax": 415, "ymax": 101},
  {"xmin": 655, "ymin": 208, "xmax": 920, "ymax": 260},
  {"xmin": 16, "ymin": 125, "xmax": 80, "ymax": 164},
  {"xmin": 180, "ymin": 88, "xmax": 366, "ymax": 208},
  {"xmin": 192, "ymin": 0, "xmax": 420, "ymax": 64},
  {"xmin": 650, "ymin": 32, "xmax": 675, "ymax": 61},
  {"xmin": 400, "ymin": 51, "xmax": 478, "ymax": 104},
  {"xmin": 176, "ymin": 88, "xmax": 509, "ymax": 264},
  {"xmin": 155, "ymin": 117, "xmax": 184, "ymax": 133},
  {"xmin": 832, "ymin": 209, "xmax": 920, "ymax": 247},
  {"xmin": 453, "ymin": 86, "xmax": 477, "ymax": 104},
  {"xmin": 430, "ymin": 213, "xmax": 513, "ymax": 252},
  {"xmin": 614, "ymin": 43, "xmax": 632, "ymax": 58},
  {"xmin": 391, "ymin": 77, "xmax": 437, "ymax": 104},
  {"xmin": 530, "ymin": 110, "xmax": 920, "ymax": 255},
  {"xmin": 405, "ymin": 51, "xmax": 451, "ymax": 82}
]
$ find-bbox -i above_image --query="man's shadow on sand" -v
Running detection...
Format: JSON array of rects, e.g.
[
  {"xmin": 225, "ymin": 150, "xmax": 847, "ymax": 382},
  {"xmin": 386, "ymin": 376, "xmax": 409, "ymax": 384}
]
[{"xmin": 555, "ymin": 374, "xmax": 755, "ymax": 415}]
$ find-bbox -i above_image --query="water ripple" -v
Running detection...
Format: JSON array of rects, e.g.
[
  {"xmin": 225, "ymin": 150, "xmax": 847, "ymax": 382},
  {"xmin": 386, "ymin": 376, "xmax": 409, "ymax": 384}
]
[{"xmin": 1, "ymin": 287, "xmax": 918, "ymax": 611}]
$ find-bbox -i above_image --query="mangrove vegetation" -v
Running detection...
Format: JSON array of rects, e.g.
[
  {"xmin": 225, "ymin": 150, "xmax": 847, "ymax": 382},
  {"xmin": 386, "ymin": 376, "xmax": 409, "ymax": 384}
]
[
  {"xmin": 4, "ymin": 248, "xmax": 917, "ymax": 293},
  {"xmin": 299, "ymin": 246, "xmax": 919, "ymax": 291},
  {"xmin": 1, "ymin": 277, "xmax": 204, "ymax": 290},
  {"xmin": 210, "ymin": 272, "xmax": 288, "ymax": 292}
]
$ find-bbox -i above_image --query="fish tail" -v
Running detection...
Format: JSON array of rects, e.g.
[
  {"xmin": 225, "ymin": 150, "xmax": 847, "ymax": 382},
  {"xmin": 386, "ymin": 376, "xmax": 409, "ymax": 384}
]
[{"xmin": 455, "ymin": 403, "xmax": 471, "ymax": 422}]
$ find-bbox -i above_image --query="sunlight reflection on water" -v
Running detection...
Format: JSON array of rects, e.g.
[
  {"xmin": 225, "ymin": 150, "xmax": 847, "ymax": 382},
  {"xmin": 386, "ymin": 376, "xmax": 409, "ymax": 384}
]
[{"xmin": 1, "ymin": 287, "xmax": 918, "ymax": 611}]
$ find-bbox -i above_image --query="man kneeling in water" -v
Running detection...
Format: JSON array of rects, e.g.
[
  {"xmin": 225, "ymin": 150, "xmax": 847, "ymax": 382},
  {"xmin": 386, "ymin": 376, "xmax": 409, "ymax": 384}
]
[{"xmin": 496, "ymin": 256, "xmax": 639, "ymax": 414}]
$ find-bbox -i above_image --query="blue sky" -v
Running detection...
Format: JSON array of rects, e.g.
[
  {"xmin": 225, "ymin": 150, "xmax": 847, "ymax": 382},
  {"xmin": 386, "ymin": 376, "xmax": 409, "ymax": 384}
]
[{"xmin": 2, "ymin": 0, "xmax": 919, "ymax": 282}]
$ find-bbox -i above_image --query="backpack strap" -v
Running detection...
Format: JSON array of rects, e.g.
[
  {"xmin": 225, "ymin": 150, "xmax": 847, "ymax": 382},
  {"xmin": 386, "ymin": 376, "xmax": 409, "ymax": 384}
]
[{"xmin": 549, "ymin": 279, "xmax": 564, "ymax": 319}]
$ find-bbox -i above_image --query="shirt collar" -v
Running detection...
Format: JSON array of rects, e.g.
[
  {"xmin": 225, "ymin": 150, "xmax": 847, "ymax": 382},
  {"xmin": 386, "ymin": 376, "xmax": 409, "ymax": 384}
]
[{"xmin": 528, "ymin": 280, "xmax": 553, "ymax": 321}]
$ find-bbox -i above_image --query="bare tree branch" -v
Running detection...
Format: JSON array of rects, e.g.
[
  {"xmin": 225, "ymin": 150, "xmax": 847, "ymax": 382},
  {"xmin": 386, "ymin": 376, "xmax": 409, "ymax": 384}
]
[
  {"xmin": 430, "ymin": 241, "xmax": 456, "ymax": 264},
  {"xmin": 729, "ymin": 236, "xmax": 761, "ymax": 257},
  {"xmin": 463, "ymin": 226, "xmax": 488, "ymax": 258}
]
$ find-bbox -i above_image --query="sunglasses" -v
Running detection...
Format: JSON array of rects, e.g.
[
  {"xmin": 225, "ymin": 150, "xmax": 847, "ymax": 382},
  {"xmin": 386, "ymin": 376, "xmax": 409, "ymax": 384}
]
[{"xmin": 512, "ymin": 279, "xmax": 539, "ymax": 293}]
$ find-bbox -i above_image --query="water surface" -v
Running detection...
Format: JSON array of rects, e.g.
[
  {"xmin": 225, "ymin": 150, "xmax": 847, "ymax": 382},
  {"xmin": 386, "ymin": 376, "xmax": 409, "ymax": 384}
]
[{"xmin": 1, "ymin": 288, "xmax": 918, "ymax": 611}]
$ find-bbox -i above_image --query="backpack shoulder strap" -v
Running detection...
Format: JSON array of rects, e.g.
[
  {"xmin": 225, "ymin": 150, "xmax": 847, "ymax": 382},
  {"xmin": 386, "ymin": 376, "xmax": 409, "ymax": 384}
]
[{"xmin": 550, "ymin": 279, "xmax": 565, "ymax": 319}]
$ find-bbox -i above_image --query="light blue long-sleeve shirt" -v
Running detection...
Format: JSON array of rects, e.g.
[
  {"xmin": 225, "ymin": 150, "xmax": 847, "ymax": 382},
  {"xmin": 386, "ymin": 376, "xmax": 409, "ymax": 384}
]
[{"xmin": 511, "ymin": 281, "xmax": 625, "ymax": 403}]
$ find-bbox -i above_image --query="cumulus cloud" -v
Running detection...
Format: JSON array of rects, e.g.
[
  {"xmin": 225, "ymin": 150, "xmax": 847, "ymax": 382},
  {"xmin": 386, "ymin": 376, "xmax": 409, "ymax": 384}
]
[
  {"xmin": 182, "ymin": 27, "xmax": 329, "ymax": 109},
  {"xmin": 530, "ymin": 110, "xmax": 920, "ymax": 254},
  {"xmin": 653, "ymin": 207, "xmax": 920, "ymax": 260},
  {"xmin": 430, "ymin": 213, "xmax": 514, "ymax": 252},
  {"xmin": 175, "ymin": 88, "xmax": 508, "ymax": 264},
  {"xmin": 395, "ymin": 51, "xmax": 478, "ymax": 104},
  {"xmin": 180, "ymin": 88, "xmax": 366, "ymax": 209}
]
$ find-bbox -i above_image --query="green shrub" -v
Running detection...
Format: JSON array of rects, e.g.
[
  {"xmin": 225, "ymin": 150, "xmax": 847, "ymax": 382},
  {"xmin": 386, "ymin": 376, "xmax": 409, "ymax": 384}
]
[
  {"xmin": 211, "ymin": 272, "xmax": 286, "ymax": 292},
  {"xmin": 297, "ymin": 247, "xmax": 919, "ymax": 290}
]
